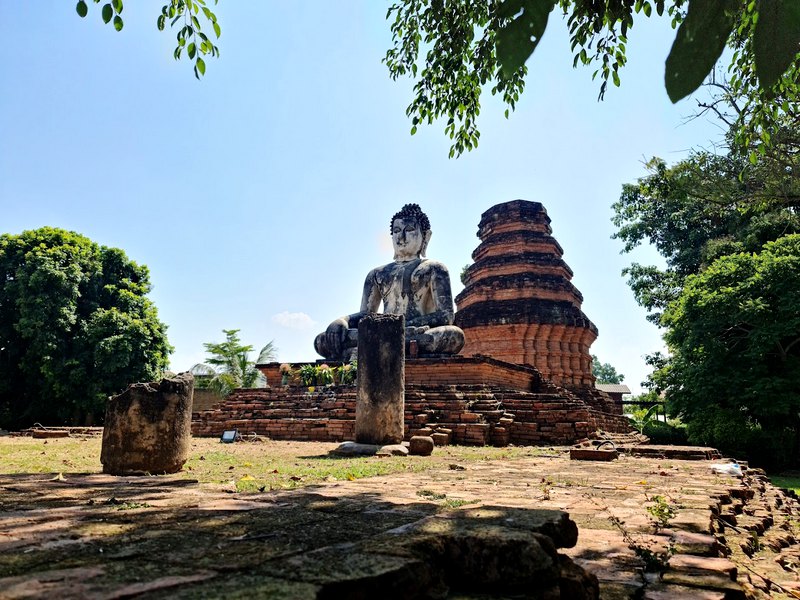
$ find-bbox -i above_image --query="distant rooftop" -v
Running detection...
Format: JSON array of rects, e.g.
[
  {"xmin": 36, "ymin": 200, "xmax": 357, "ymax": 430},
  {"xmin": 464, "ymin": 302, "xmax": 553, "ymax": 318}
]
[{"xmin": 596, "ymin": 383, "xmax": 631, "ymax": 395}]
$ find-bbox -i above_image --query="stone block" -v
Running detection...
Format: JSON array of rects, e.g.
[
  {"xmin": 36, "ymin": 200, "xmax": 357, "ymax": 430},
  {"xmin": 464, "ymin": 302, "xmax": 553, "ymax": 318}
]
[
  {"xmin": 376, "ymin": 444, "xmax": 409, "ymax": 457},
  {"xmin": 408, "ymin": 436, "xmax": 434, "ymax": 456},
  {"xmin": 101, "ymin": 373, "xmax": 194, "ymax": 475},
  {"xmin": 668, "ymin": 555, "xmax": 737, "ymax": 579},
  {"xmin": 658, "ymin": 529, "xmax": 719, "ymax": 557},
  {"xmin": 431, "ymin": 432, "xmax": 450, "ymax": 446}
]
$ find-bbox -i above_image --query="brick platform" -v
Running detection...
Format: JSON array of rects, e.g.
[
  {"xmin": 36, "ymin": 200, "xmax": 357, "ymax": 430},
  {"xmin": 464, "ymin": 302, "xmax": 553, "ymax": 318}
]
[{"xmin": 194, "ymin": 356, "xmax": 631, "ymax": 444}]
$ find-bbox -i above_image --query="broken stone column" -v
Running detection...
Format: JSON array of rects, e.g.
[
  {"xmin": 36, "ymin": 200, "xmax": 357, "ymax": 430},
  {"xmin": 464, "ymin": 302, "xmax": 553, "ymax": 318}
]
[
  {"xmin": 355, "ymin": 313, "xmax": 405, "ymax": 445},
  {"xmin": 101, "ymin": 372, "xmax": 194, "ymax": 475}
]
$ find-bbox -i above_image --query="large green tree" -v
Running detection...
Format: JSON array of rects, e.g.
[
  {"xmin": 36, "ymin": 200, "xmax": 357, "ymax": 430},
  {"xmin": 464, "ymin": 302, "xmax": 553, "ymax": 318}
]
[
  {"xmin": 0, "ymin": 228, "xmax": 172, "ymax": 429},
  {"xmin": 591, "ymin": 355, "xmax": 625, "ymax": 384},
  {"xmin": 658, "ymin": 235, "xmax": 800, "ymax": 467},
  {"xmin": 612, "ymin": 137, "xmax": 800, "ymax": 324},
  {"xmin": 613, "ymin": 108, "xmax": 800, "ymax": 466},
  {"xmin": 191, "ymin": 329, "xmax": 276, "ymax": 396}
]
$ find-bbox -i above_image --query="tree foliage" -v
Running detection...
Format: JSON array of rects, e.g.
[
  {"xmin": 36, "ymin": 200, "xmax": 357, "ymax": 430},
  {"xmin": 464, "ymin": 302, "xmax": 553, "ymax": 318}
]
[
  {"xmin": 657, "ymin": 235, "xmax": 800, "ymax": 467},
  {"xmin": 192, "ymin": 329, "xmax": 276, "ymax": 396},
  {"xmin": 460, "ymin": 263, "xmax": 471, "ymax": 285},
  {"xmin": 612, "ymin": 142, "xmax": 800, "ymax": 324},
  {"xmin": 0, "ymin": 228, "xmax": 172, "ymax": 429},
  {"xmin": 591, "ymin": 354, "xmax": 625, "ymax": 384},
  {"xmin": 614, "ymin": 106, "xmax": 800, "ymax": 467},
  {"xmin": 70, "ymin": 1, "xmax": 798, "ymax": 158},
  {"xmin": 75, "ymin": 0, "xmax": 220, "ymax": 79},
  {"xmin": 385, "ymin": 0, "xmax": 527, "ymax": 158},
  {"xmin": 385, "ymin": 0, "xmax": 800, "ymax": 156}
]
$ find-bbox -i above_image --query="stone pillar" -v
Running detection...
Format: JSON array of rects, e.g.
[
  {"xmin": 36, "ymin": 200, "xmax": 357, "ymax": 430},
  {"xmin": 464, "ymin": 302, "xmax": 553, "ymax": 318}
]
[
  {"xmin": 101, "ymin": 373, "xmax": 194, "ymax": 475},
  {"xmin": 355, "ymin": 313, "xmax": 405, "ymax": 445}
]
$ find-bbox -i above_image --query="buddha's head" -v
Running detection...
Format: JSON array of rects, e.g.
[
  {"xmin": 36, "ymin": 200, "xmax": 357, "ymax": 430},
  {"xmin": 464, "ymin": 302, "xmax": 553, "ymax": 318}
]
[{"xmin": 390, "ymin": 204, "xmax": 432, "ymax": 261}]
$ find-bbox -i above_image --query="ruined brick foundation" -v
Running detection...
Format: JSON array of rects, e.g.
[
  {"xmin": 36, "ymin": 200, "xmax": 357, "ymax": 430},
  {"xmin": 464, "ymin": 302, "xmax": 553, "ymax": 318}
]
[{"xmin": 192, "ymin": 357, "xmax": 631, "ymax": 444}]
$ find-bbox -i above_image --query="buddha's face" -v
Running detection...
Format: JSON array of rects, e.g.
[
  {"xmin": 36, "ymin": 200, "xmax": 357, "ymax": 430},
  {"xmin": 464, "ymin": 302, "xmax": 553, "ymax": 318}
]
[{"xmin": 392, "ymin": 217, "xmax": 425, "ymax": 261}]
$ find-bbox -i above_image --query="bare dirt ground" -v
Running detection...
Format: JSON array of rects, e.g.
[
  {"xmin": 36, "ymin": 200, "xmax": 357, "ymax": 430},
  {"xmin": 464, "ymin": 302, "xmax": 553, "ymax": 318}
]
[{"xmin": 2, "ymin": 438, "xmax": 799, "ymax": 599}]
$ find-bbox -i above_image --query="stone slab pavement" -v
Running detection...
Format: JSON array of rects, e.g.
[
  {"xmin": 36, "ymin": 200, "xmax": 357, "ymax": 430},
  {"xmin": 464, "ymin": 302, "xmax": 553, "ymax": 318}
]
[{"xmin": 2, "ymin": 444, "xmax": 799, "ymax": 598}]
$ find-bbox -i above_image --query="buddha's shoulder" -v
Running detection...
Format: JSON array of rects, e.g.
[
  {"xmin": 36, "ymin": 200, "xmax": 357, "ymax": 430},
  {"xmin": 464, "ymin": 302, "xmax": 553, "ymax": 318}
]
[
  {"xmin": 415, "ymin": 258, "xmax": 449, "ymax": 273},
  {"xmin": 367, "ymin": 263, "xmax": 399, "ymax": 282},
  {"xmin": 369, "ymin": 259, "xmax": 449, "ymax": 278}
]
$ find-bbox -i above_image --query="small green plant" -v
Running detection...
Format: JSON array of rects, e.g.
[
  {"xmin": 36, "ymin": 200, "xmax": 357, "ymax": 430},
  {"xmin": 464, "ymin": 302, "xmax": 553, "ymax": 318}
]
[
  {"xmin": 540, "ymin": 477, "xmax": 553, "ymax": 500},
  {"xmin": 316, "ymin": 364, "xmax": 334, "ymax": 386},
  {"xmin": 337, "ymin": 361, "xmax": 357, "ymax": 385},
  {"xmin": 299, "ymin": 364, "xmax": 317, "ymax": 387},
  {"xmin": 609, "ymin": 515, "xmax": 674, "ymax": 572},
  {"xmin": 743, "ymin": 530, "xmax": 763, "ymax": 557},
  {"xmin": 417, "ymin": 489, "xmax": 447, "ymax": 500},
  {"xmin": 442, "ymin": 498, "xmax": 478, "ymax": 509},
  {"xmin": 297, "ymin": 363, "xmax": 345, "ymax": 387},
  {"xmin": 646, "ymin": 494, "xmax": 677, "ymax": 532},
  {"xmin": 279, "ymin": 363, "xmax": 294, "ymax": 386},
  {"xmin": 631, "ymin": 405, "xmax": 660, "ymax": 434}
]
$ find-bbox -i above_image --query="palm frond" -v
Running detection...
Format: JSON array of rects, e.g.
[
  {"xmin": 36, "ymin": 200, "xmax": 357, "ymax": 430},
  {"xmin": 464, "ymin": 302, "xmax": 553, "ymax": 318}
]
[{"xmin": 256, "ymin": 340, "xmax": 277, "ymax": 364}]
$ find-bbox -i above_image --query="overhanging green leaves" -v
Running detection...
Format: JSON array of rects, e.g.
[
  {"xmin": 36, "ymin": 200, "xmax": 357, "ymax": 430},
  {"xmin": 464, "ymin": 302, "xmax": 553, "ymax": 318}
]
[
  {"xmin": 665, "ymin": 0, "xmax": 736, "ymax": 102},
  {"xmin": 496, "ymin": 0, "xmax": 557, "ymax": 78},
  {"xmin": 754, "ymin": 0, "xmax": 800, "ymax": 90},
  {"xmin": 101, "ymin": 3, "xmax": 113, "ymax": 24},
  {"xmin": 74, "ymin": 0, "xmax": 220, "ymax": 79}
]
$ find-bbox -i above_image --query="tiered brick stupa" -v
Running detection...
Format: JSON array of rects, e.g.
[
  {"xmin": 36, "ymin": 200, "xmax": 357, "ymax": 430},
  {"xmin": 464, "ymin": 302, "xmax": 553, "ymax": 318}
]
[{"xmin": 455, "ymin": 200, "xmax": 597, "ymax": 389}]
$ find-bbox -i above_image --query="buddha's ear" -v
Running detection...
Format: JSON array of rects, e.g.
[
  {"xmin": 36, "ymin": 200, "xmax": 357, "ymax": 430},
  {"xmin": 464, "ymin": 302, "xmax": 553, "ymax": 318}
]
[{"xmin": 421, "ymin": 230, "xmax": 432, "ymax": 257}]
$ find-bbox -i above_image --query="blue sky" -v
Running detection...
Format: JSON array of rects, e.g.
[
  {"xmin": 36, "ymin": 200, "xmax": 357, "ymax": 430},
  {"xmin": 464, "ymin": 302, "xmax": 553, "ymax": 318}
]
[{"xmin": 1, "ymin": 3, "xmax": 723, "ymax": 393}]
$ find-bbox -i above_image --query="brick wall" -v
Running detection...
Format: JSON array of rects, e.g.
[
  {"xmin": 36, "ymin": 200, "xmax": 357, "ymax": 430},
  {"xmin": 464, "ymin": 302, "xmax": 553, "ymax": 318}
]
[
  {"xmin": 192, "ymin": 387, "xmax": 357, "ymax": 441},
  {"xmin": 257, "ymin": 356, "xmax": 541, "ymax": 392},
  {"xmin": 195, "ymin": 357, "xmax": 633, "ymax": 445},
  {"xmin": 192, "ymin": 389, "xmax": 224, "ymax": 413}
]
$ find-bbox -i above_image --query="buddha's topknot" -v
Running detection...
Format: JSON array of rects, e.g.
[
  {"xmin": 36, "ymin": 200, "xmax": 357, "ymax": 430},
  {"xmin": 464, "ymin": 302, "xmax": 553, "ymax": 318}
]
[{"xmin": 390, "ymin": 203, "xmax": 431, "ymax": 233}]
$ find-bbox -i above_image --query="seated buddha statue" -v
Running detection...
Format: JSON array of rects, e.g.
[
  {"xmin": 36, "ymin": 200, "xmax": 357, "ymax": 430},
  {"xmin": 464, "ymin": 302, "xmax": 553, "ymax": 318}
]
[{"xmin": 314, "ymin": 203, "xmax": 465, "ymax": 362}]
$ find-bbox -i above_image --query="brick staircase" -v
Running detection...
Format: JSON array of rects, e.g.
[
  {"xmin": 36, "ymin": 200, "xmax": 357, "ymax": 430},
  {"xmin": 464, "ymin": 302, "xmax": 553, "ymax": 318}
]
[
  {"xmin": 710, "ymin": 469, "xmax": 800, "ymax": 597},
  {"xmin": 193, "ymin": 380, "xmax": 632, "ymax": 446}
]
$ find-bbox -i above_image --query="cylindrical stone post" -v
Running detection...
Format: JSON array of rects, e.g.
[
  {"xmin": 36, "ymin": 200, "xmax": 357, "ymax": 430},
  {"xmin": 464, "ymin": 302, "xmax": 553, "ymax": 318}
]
[
  {"xmin": 101, "ymin": 373, "xmax": 194, "ymax": 475},
  {"xmin": 355, "ymin": 313, "xmax": 405, "ymax": 445}
]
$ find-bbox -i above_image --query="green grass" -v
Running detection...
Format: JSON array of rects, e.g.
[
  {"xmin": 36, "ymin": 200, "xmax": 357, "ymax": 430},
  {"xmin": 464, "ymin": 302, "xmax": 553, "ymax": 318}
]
[
  {"xmin": 0, "ymin": 437, "xmax": 552, "ymax": 494},
  {"xmin": 226, "ymin": 455, "xmax": 440, "ymax": 492},
  {"xmin": 770, "ymin": 475, "xmax": 800, "ymax": 493},
  {"xmin": 0, "ymin": 437, "xmax": 101, "ymax": 473},
  {"xmin": 417, "ymin": 489, "xmax": 447, "ymax": 500},
  {"xmin": 442, "ymin": 497, "xmax": 478, "ymax": 509},
  {"xmin": 416, "ymin": 488, "xmax": 478, "ymax": 509}
]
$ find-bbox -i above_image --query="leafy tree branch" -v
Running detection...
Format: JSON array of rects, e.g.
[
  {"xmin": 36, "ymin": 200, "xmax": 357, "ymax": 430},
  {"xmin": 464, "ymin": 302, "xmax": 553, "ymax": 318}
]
[{"xmin": 75, "ymin": 0, "xmax": 220, "ymax": 79}]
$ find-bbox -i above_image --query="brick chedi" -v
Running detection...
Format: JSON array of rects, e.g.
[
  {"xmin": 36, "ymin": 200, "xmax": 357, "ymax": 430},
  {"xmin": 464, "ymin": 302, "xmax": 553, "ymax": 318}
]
[{"xmin": 455, "ymin": 200, "xmax": 597, "ymax": 389}]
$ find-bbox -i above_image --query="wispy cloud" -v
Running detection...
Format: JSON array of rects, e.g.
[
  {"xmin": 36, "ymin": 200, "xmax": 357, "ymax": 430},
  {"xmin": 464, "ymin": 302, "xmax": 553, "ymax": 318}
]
[{"xmin": 271, "ymin": 311, "xmax": 317, "ymax": 331}]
